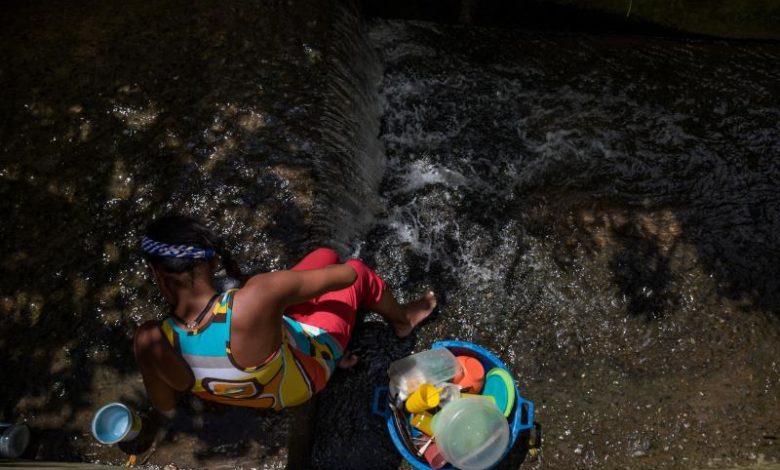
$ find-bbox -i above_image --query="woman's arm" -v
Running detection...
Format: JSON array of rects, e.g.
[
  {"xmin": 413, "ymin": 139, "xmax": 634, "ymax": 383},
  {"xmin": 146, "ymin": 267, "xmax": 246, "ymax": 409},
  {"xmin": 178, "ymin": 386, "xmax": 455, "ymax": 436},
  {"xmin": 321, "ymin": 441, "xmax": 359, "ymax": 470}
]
[
  {"xmin": 134, "ymin": 321, "xmax": 194, "ymax": 413},
  {"xmin": 241, "ymin": 263, "xmax": 357, "ymax": 311},
  {"xmin": 227, "ymin": 263, "xmax": 360, "ymax": 368}
]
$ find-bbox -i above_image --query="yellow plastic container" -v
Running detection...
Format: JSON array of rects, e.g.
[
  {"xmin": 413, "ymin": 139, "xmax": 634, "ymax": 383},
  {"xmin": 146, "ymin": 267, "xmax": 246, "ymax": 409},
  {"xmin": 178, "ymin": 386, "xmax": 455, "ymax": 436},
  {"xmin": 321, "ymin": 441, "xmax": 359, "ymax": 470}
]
[
  {"xmin": 405, "ymin": 384, "xmax": 441, "ymax": 413},
  {"xmin": 410, "ymin": 412, "xmax": 434, "ymax": 436},
  {"xmin": 461, "ymin": 392, "xmax": 497, "ymax": 406}
]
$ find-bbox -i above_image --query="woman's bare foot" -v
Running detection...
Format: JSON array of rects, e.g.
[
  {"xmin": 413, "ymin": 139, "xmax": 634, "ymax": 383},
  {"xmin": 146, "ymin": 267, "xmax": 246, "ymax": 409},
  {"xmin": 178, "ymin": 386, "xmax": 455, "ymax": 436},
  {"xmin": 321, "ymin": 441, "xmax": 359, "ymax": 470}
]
[{"xmin": 392, "ymin": 291, "xmax": 437, "ymax": 338}]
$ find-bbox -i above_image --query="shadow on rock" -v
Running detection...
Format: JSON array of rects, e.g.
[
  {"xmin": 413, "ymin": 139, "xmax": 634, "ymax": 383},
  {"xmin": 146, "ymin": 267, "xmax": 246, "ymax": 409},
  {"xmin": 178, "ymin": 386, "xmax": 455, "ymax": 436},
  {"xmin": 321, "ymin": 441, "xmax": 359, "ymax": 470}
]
[{"xmin": 310, "ymin": 320, "xmax": 415, "ymax": 470}]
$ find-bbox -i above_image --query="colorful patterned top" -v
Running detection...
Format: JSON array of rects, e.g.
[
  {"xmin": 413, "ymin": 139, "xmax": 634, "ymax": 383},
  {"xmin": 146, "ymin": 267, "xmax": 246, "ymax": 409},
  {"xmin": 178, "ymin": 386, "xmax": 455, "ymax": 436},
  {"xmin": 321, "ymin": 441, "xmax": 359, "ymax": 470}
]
[{"xmin": 160, "ymin": 289, "xmax": 343, "ymax": 410}]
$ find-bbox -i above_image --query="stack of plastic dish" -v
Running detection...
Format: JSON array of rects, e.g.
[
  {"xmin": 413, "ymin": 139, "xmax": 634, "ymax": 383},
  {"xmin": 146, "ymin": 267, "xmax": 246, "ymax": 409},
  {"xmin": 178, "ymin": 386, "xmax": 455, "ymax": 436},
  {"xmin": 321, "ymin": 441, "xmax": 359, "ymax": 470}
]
[{"xmin": 374, "ymin": 340, "xmax": 535, "ymax": 470}]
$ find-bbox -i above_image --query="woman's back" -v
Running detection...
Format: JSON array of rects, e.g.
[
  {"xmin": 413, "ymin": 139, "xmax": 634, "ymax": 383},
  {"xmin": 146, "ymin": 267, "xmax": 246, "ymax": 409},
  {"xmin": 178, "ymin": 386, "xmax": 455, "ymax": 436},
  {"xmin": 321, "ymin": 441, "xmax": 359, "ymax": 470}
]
[{"xmin": 161, "ymin": 289, "xmax": 341, "ymax": 410}]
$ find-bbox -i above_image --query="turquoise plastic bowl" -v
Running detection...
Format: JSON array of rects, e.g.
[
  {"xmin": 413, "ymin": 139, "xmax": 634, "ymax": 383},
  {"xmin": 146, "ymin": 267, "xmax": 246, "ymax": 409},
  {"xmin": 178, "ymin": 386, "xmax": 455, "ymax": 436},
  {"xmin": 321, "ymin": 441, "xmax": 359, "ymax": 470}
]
[{"xmin": 372, "ymin": 340, "xmax": 534, "ymax": 470}]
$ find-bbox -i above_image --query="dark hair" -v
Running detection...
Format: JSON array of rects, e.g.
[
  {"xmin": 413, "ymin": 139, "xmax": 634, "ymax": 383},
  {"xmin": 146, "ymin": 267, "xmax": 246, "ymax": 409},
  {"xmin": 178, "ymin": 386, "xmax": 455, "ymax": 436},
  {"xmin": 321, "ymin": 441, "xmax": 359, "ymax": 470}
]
[{"xmin": 143, "ymin": 214, "xmax": 244, "ymax": 283}]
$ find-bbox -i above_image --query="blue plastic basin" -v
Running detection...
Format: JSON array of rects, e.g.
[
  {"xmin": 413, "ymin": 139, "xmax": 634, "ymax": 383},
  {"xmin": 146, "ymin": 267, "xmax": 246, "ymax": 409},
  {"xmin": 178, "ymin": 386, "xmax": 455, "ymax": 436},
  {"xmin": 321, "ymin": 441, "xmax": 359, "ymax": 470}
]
[{"xmin": 372, "ymin": 340, "xmax": 534, "ymax": 470}]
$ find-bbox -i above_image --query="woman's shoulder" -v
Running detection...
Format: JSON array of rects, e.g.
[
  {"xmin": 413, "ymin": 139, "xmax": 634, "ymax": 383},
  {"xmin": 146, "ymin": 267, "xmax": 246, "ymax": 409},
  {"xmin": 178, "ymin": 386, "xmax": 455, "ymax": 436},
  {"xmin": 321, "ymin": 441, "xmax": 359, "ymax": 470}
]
[
  {"xmin": 237, "ymin": 270, "xmax": 298, "ymax": 302},
  {"xmin": 237, "ymin": 271, "xmax": 277, "ymax": 298}
]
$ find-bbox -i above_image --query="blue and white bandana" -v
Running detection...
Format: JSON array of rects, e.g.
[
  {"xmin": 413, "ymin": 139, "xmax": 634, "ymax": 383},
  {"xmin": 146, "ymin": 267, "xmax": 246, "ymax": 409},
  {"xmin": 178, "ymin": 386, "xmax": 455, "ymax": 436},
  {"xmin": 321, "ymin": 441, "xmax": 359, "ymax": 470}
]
[{"xmin": 141, "ymin": 237, "xmax": 215, "ymax": 259}]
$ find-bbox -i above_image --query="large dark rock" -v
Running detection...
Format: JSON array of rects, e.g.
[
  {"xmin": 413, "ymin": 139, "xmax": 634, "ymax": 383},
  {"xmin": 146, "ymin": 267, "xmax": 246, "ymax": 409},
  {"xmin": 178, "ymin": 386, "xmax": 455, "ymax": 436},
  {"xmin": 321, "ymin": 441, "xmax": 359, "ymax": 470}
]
[{"xmin": 362, "ymin": 0, "xmax": 780, "ymax": 39}]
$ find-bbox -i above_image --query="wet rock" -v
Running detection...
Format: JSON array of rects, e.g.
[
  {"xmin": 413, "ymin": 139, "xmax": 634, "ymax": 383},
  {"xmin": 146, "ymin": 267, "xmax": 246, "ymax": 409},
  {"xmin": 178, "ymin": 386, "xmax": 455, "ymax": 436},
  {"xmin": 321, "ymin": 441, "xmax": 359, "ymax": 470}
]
[{"xmin": 629, "ymin": 435, "xmax": 652, "ymax": 458}]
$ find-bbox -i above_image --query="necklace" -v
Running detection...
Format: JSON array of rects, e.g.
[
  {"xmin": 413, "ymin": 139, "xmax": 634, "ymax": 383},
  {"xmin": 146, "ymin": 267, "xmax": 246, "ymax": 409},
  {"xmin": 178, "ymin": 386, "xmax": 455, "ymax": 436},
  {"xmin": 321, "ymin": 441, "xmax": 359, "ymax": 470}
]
[{"xmin": 171, "ymin": 293, "xmax": 221, "ymax": 332}]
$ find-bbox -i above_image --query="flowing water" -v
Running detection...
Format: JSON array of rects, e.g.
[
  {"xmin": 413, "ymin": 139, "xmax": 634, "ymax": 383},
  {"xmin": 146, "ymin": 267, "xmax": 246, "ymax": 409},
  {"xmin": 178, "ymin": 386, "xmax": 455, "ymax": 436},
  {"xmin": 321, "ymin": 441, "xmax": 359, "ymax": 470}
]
[
  {"xmin": 330, "ymin": 20, "xmax": 780, "ymax": 470},
  {"xmin": 1, "ymin": 1, "xmax": 779, "ymax": 469}
]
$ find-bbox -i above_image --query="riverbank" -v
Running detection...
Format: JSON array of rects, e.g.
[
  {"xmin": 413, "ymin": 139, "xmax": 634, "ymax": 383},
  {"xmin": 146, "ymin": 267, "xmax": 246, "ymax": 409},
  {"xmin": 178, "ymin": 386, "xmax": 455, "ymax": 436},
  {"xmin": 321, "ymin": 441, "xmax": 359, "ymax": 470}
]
[{"xmin": 1, "ymin": 1, "xmax": 778, "ymax": 469}]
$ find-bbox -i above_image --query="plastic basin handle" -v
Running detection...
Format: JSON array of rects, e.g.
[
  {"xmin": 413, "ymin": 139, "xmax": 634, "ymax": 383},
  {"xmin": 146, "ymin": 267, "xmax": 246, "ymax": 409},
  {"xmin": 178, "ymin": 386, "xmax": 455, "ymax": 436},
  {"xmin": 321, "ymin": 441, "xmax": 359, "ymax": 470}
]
[
  {"xmin": 517, "ymin": 396, "xmax": 534, "ymax": 430},
  {"xmin": 372, "ymin": 386, "xmax": 391, "ymax": 419}
]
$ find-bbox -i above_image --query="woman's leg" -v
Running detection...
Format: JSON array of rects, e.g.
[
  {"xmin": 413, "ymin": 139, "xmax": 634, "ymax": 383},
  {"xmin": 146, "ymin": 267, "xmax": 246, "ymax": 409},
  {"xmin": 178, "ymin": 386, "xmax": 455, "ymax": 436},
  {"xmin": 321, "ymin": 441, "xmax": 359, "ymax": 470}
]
[
  {"xmin": 284, "ymin": 248, "xmax": 340, "ymax": 324},
  {"xmin": 372, "ymin": 287, "xmax": 437, "ymax": 339},
  {"xmin": 295, "ymin": 259, "xmax": 436, "ymax": 348},
  {"xmin": 349, "ymin": 258, "xmax": 436, "ymax": 338},
  {"xmin": 290, "ymin": 247, "xmax": 340, "ymax": 271}
]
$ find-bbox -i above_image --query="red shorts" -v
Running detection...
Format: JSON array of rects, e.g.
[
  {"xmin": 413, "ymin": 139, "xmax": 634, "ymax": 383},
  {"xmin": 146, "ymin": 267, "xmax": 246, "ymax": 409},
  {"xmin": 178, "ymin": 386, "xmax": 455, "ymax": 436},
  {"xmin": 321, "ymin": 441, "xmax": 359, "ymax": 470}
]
[{"xmin": 284, "ymin": 248, "xmax": 386, "ymax": 350}]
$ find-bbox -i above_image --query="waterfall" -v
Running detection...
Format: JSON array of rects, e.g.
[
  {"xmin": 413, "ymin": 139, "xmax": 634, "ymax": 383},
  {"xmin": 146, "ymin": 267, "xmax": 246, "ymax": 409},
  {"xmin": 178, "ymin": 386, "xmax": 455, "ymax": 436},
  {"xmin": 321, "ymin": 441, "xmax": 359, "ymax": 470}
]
[{"xmin": 312, "ymin": 2, "xmax": 385, "ymax": 252}]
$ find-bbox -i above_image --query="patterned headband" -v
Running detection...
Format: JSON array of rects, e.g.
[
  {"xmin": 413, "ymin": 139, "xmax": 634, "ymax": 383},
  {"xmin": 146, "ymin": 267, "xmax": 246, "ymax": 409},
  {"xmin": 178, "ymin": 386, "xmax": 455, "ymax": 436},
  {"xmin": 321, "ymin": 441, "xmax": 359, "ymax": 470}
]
[{"xmin": 141, "ymin": 236, "xmax": 215, "ymax": 260}]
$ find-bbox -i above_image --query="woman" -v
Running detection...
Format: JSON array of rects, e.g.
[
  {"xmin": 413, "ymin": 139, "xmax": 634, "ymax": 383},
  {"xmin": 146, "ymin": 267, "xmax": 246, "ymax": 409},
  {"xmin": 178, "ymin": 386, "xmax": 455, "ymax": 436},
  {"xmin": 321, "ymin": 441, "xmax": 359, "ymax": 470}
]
[{"xmin": 134, "ymin": 215, "xmax": 436, "ymax": 414}]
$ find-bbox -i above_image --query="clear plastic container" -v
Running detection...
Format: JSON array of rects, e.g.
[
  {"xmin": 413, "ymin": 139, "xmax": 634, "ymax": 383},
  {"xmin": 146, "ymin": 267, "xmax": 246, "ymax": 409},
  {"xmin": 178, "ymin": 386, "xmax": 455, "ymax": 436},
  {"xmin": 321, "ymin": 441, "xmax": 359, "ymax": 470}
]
[
  {"xmin": 388, "ymin": 349, "xmax": 461, "ymax": 400},
  {"xmin": 436, "ymin": 382, "xmax": 461, "ymax": 406},
  {"xmin": 431, "ymin": 396, "xmax": 510, "ymax": 470},
  {"xmin": 0, "ymin": 424, "xmax": 30, "ymax": 458}
]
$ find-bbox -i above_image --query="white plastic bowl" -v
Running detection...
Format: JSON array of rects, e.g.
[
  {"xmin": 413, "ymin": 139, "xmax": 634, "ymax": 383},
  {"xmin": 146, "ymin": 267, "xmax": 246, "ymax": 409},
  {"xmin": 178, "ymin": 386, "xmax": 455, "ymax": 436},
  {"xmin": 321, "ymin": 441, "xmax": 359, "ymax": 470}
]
[{"xmin": 431, "ymin": 397, "xmax": 510, "ymax": 470}]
